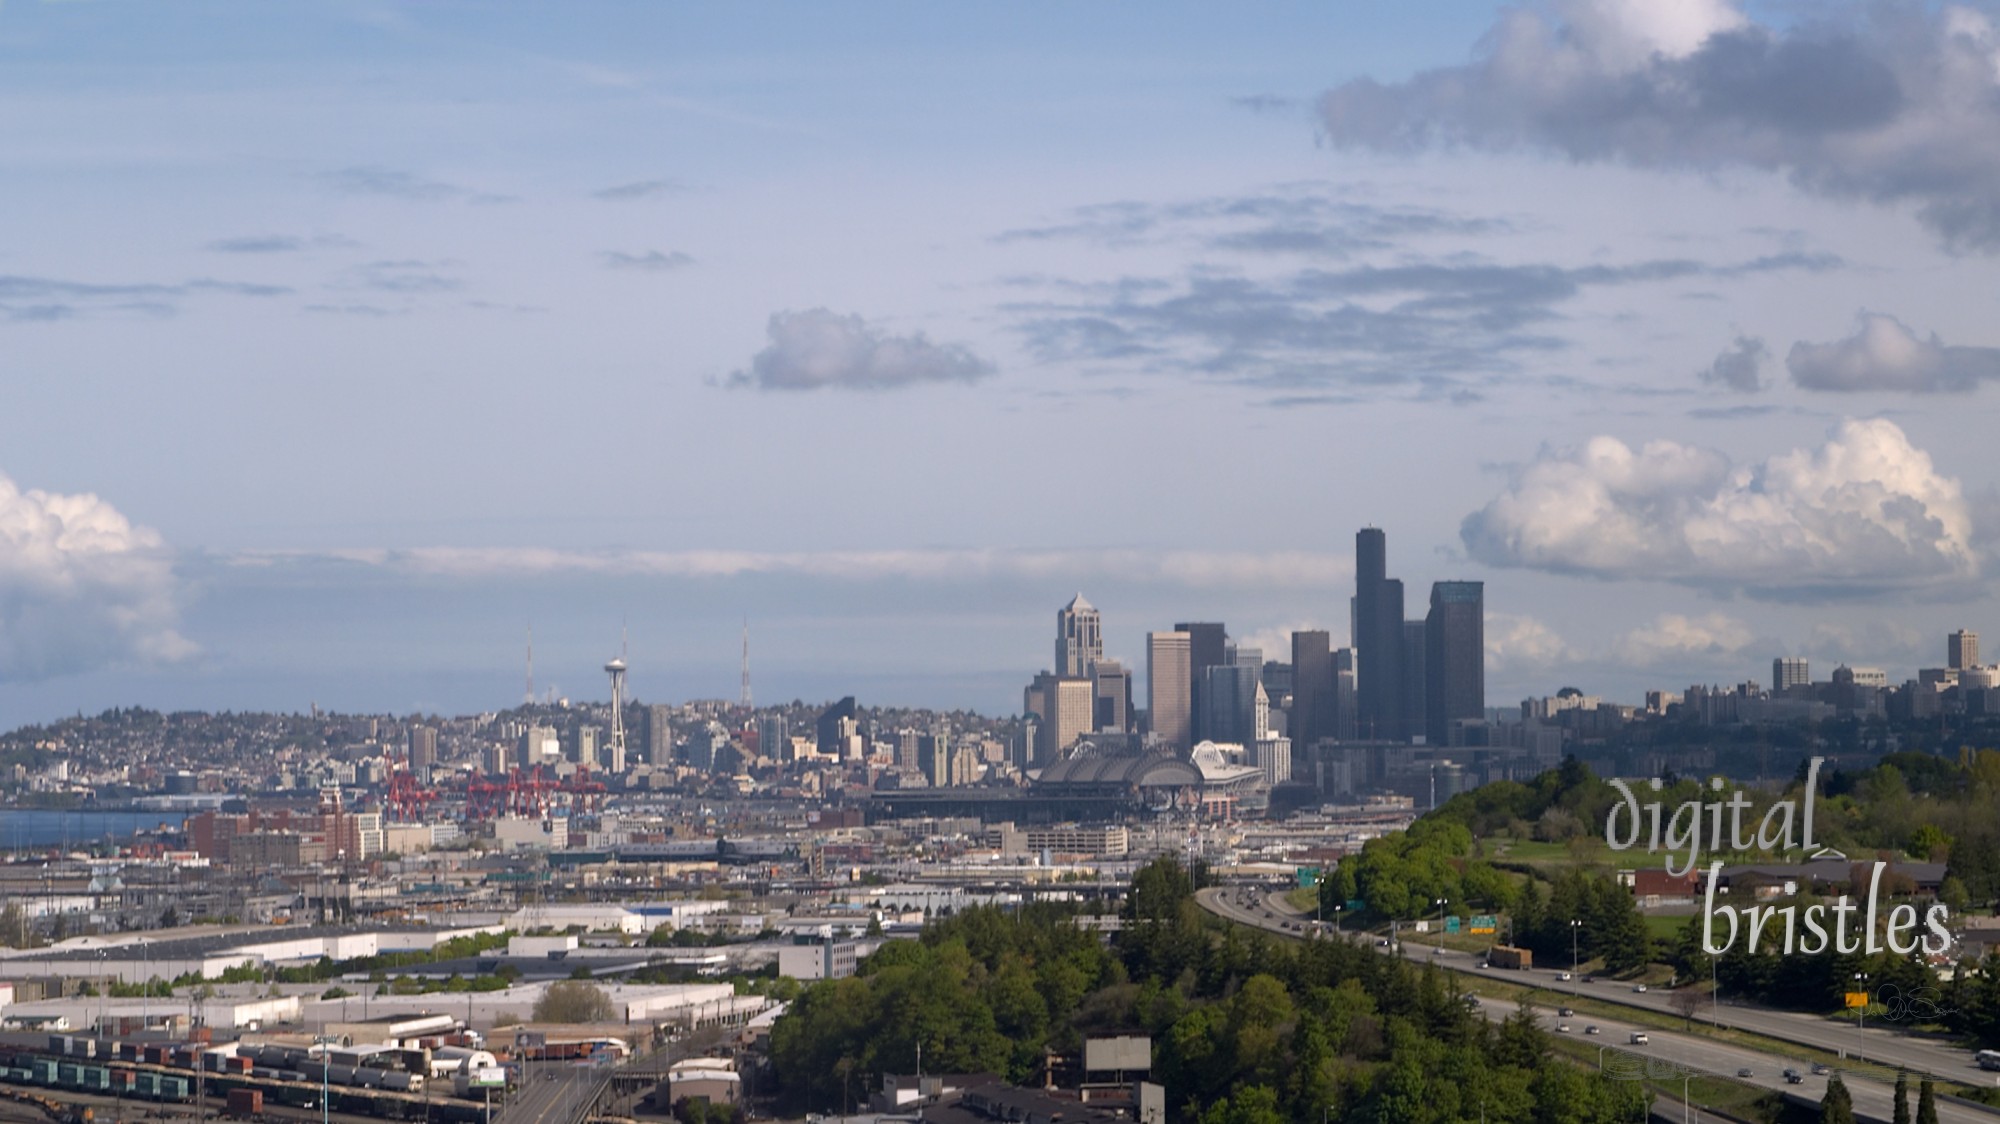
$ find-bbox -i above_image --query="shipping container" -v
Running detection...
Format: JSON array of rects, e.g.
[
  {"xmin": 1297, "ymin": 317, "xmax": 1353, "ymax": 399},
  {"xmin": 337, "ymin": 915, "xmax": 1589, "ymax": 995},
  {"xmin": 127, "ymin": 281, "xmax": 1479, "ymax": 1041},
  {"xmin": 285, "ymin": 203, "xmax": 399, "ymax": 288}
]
[{"xmin": 226, "ymin": 1088, "xmax": 264, "ymax": 1117}]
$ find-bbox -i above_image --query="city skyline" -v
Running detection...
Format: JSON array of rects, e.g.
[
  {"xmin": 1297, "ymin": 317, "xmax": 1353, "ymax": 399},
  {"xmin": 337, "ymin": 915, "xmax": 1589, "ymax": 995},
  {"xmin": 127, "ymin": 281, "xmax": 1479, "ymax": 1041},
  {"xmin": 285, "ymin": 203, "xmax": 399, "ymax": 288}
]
[{"xmin": 7, "ymin": 3, "xmax": 2000, "ymax": 726}]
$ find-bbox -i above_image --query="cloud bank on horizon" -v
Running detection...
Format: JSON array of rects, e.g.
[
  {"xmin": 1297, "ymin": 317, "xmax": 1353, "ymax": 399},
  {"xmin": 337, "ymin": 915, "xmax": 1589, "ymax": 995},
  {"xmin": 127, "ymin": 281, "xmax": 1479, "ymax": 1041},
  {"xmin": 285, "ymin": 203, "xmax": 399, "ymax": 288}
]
[{"xmin": 1318, "ymin": 0, "xmax": 2000, "ymax": 252}]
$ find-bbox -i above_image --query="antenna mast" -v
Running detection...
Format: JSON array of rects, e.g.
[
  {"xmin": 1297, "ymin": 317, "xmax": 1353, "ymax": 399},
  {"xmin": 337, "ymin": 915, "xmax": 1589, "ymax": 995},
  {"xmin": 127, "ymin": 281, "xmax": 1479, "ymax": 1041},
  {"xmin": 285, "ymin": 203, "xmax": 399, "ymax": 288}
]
[
  {"xmin": 525, "ymin": 625, "xmax": 535, "ymax": 706},
  {"xmin": 740, "ymin": 618, "xmax": 753, "ymax": 710}
]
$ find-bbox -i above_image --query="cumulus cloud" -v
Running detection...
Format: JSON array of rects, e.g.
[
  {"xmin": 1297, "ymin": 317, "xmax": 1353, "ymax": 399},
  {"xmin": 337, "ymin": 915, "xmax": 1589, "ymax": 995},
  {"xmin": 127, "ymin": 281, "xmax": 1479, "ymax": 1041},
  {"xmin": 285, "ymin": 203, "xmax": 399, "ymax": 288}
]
[
  {"xmin": 1461, "ymin": 418, "xmax": 1976, "ymax": 597},
  {"xmin": 729, "ymin": 309, "xmax": 993, "ymax": 391},
  {"xmin": 1486, "ymin": 612, "xmax": 1570, "ymax": 668},
  {"xmin": 1615, "ymin": 612, "xmax": 1756, "ymax": 666},
  {"xmin": 1318, "ymin": 1, "xmax": 2000, "ymax": 251},
  {"xmin": 1786, "ymin": 312, "xmax": 2000, "ymax": 393},
  {"xmin": 1699, "ymin": 333, "xmax": 1768, "ymax": 392},
  {"xmin": 0, "ymin": 473, "xmax": 193, "ymax": 680}
]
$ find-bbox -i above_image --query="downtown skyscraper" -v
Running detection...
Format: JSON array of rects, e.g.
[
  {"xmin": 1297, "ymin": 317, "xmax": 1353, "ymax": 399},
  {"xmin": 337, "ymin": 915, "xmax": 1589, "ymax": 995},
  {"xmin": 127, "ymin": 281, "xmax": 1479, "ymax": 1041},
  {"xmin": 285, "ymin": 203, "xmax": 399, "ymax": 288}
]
[{"xmin": 1353, "ymin": 528, "xmax": 1406, "ymax": 741}]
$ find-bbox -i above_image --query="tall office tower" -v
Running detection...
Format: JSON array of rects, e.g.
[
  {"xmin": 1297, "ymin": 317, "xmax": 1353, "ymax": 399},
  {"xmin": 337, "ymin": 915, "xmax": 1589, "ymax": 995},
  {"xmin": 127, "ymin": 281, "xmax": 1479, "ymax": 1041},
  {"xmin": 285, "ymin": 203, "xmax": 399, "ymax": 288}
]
[
  {"xmin": 1425, "ymin": 581, "xmax": 1485, "ymax": 746},
  {"xmin": 1354, "ymin": 528, "xmax": 1406, "ymax": 740},
  {"xmin": 1038, "ymin": 678, "xmax": 1094, "ymax": 765},
  {"xmin": 1200, "ymin": 662, "xmax": 1261, "ymax": 744},
  {"xmin": 816, "ymin": 696, "xmax": 858, "ymax": 757},
  {"xmin": 1092, "ymin": 659, "xmax": 1132, "ymax": 732},
  {"xmin": 1402, "ymin": 620, "xmax": 1428, "ymax": 741},
  {"xmin": 918, "ymin": 732, "xmax": 950, "ymax": 787},
  {"xmin": 1176, "ymin": 622, "xmax": 1227, "ymax": 737},
  {"xmin": 1056, "ymin": 594, "xmax": 1104, "ymax": 678},
  {"xmin": 572, "ymin": 726, "xmax": 599, "ymax": 768},
  {"xmin": 1291, "ymin": 631, "xmax": 1334, "ymax": 749},
  {"xmin": 1773, "ymin": 656, "xmax": 1810, "ymax": 693},
  {"xmin": 518, "ymin": 725, "xmax": 560, "ymax": 765},
  {"xmin": 642, "ymin": 703, "xmax": 672, "ymax": 765},
  {"xmin": 1148, "ymin": 631, "xmax": 1193, "ymax": 750},
  {"xmin": 1950, "ymin": 630, "xmax": 1979, "ymax": 670},
  {"xmin": 406, "ymin": 725, "xmax": 437, "ymax": 779},
  {"xmin": 1333, "ymin": 648, "xmax": 1358, "ymax": 741},
  {"xmin": 897, "ymin": 729, "xmax": 922, "ymax": 770},
  {"xmin": 1024, "ymin": 671, "xmax": 1056, "ymax": 725},
  {"xmin": 757, "ymin": 713, "xmax": 791, "ymax": 763}
]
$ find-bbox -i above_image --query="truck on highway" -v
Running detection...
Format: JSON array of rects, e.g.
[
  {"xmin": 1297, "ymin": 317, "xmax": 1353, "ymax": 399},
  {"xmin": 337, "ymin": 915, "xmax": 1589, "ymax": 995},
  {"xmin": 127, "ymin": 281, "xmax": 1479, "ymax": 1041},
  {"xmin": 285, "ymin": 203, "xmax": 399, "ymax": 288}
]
[{"xmin": 1487, "ymin": 945, "xmax": 1533, "ymax": 970}]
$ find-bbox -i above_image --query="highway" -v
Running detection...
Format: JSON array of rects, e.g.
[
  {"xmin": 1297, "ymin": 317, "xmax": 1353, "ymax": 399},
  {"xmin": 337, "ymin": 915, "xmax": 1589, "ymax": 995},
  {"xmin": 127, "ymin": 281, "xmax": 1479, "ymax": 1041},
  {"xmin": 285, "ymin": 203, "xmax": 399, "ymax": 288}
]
[
  {"xmin": 1197, "ymin": 886, "xmax": 2000, "ymax": 1124},
  {"xmin": 499, "ymin": 1061, "xmax": 609, "ymax": 1124}
]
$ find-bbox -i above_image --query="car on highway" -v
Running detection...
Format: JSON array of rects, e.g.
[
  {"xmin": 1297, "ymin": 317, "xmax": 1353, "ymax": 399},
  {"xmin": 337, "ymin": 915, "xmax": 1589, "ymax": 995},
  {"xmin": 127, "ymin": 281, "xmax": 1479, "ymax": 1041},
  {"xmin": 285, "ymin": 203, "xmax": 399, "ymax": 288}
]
[
  {"xmin": 1556, "ymin": 1024, "xmax": 1571, "ymax": 1033},
  {"xmin": 1628, "ymin": 1033, "xmax": 1649, "ymax": 1045},
  {"xmin": 1377, "ymin": 938, "xmax": 1392, "ymax": 947},
  {"xmin": 1737, "ymin": 1067, "xmax": 1754, "ymax": 1079},
  {"xmin": 1811, "ymin": 1063, "xmax": 1831, "ymax": 1076},
  {"xmin": 1583, "ymin": 1026, "xmax": 1600, "ymax": 1036},
  {"xmin": 1783, "ymin": 1069, "xmax": 1803, "ymax": 1085},
  {"xmin": 1555, "ymin": 971, "xmax": 1572, "ymax": 981},
  {"xmin": 1558, "ymin": 1007, "xmax": 1574, "ymax": 1017},
  {"xmin": 1632, "ymin": 984, "xmax": 1648, "ymax": 993}
]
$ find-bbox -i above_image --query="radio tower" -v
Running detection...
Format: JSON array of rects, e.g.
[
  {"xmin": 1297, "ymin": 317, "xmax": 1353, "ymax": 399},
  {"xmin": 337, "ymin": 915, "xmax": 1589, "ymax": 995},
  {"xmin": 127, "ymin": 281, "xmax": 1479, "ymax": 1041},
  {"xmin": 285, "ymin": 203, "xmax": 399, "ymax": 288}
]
[
  {"xmin": 524, "ymin": 625, "xmax": 535, "ymax": 706},
  {"xmin": 740, "ymin": 619, "xmax": 753, "ymax": 710}
]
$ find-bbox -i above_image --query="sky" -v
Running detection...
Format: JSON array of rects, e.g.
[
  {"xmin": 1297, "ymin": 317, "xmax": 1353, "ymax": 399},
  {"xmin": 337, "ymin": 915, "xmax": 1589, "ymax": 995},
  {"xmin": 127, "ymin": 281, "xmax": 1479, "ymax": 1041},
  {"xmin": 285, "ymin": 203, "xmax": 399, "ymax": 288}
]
[{"xmin": 7, "ymin": 0, "xmax": 2000, "ymax": 726}]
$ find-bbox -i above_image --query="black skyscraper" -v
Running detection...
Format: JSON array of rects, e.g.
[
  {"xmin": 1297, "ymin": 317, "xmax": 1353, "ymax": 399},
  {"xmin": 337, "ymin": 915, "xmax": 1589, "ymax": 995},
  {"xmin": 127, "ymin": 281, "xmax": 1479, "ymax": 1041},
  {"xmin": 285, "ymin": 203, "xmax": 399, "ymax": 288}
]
[
  {"xmin": 1291, "ymin": 630, "xmax": 1333, "ymax": 749},
  {"xmin": 1176, "ymin": 621, "xmax": 1227, "ymax": 740},
  {"xmin": 1426, "ymin": 581, "xmax": 1485, "ymax": 745},
  {"xmin": 1354, "ymin": 528, "xmax": 1405, "ymax": 740}
]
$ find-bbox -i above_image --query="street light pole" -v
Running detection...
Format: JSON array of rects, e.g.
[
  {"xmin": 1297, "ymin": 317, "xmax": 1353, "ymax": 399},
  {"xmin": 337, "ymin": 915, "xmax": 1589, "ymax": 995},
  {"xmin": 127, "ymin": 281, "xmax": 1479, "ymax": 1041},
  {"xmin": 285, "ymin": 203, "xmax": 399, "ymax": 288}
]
[
  {"xmin": 1436, "ymin": 898, "xmax": 1448, "ymax": 956},
  {"xmin": 1570, "ymin": 919, "xmax": 1583, "ymax": 997},
  {"xmin": 1854, "ymin": 972, "xmax": 1868, "ymax": 1036}
]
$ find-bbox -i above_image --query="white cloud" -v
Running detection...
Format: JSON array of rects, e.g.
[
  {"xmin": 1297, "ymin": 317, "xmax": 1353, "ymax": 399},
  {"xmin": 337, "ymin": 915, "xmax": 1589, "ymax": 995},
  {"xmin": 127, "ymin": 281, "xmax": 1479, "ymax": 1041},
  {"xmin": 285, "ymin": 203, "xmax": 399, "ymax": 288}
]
[
  {"xmin": 1318, "ymin": 2, "xmax": 2000, "ymax": 251},
  {"xmin": 1461, "ymin": 418, "xmax": 1976, "ymax": 597},
  {"xmin": 1486, "ymin": 612, "xmax": 1569, "ymax": 668},
  {"xmin": 1614, "ymin": 611, "xmax": 1755, "ymax": 666},
  {"xmin": 0, "ymin": 474, "xmax": 193, "ymax": 680},
  {"xmin": 229, "ymin": 546, "xmax": 1352, "ymax": 589},
  {"xmin": 730, "ymin": 308, "xmax": 993, "ymax": 391},
  {"xmin": 1786, "ymin": 312, "xmax": 2000, "ymax": 393}
]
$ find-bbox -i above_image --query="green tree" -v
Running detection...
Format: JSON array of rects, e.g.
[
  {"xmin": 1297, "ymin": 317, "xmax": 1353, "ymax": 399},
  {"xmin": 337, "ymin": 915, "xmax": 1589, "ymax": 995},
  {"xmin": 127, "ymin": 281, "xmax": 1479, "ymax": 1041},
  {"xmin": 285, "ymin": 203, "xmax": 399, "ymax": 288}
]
[
  {"xmin": 1893, "ymin": 1070, "xmax": 1911, "ymax": 1124},
  {"xmin": 1917, "ymin": 1077, "xmax": 1939, "ymax": 1124},
  {"xmin": 532, "ymin": 980, "xmax": 615, "ymax": 1023},
  {"xmin": 1820, "ymin": 1073, "xmax": 1856, "ymax": 1124}
]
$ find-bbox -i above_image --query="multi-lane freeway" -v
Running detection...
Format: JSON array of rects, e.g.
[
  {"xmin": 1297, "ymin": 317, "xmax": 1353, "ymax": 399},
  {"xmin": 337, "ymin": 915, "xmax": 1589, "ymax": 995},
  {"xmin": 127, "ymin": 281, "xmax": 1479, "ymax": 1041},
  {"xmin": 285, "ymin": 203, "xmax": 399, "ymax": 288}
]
[{"xmin": 1197, "ymin": 886, "xmax": 2000, "ymax": 1124}]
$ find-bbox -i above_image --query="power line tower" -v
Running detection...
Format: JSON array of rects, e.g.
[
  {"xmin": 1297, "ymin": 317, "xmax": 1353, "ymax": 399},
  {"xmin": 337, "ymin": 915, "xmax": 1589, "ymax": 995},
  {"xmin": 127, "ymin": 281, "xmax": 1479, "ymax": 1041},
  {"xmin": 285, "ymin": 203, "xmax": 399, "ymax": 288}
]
[{"xmin": 741, "ymin": 619, "xmax": 754, "ymax": 710}]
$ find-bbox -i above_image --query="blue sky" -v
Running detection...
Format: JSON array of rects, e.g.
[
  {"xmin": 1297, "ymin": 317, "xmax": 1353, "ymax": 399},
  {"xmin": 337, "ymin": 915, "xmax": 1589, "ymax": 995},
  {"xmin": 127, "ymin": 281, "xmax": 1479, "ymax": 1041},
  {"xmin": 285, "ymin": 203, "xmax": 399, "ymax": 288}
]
[{"xmin": 6, "ymin": 1, "xmax": 2000, "ymax": 725}]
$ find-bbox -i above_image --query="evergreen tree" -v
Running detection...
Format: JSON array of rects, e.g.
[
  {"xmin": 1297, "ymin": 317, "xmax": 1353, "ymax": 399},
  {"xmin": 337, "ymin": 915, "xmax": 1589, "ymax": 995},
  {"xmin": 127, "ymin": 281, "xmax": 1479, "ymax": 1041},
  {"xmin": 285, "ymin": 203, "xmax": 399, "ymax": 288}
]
[
  {"xmin": 1893, "ymin": 1070, "xmax": 1910, "ymax": 1124},
  {"xmin": 1820, "ymin": 1073, "xmax": 1856, "ymax": 1124},
  {"xmin": 1917, "ymin": 1076, "xmax": 1939, "ymax": 1124}
]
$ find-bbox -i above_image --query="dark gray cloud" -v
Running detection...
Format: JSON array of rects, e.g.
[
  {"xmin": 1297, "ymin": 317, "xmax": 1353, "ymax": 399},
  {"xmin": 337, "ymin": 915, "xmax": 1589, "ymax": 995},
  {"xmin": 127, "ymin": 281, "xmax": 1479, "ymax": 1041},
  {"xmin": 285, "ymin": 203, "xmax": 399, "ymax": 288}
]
[
  {"xmin": 1699, "ymin": 333, "xmax": 1769, "ymax": 392},
  {"xmin": 1010, "ymin": 251, "xmax": 1833, "ymax": 394},
  {"xmin": 730, "ymin": 308, "xmax": 993, "ymax": 392},
  {"xmin": 998, "ymin": 187, "xmax": 1508, "ymax": 257},
  {"xmin": 601, "ymin": 250, "xmax": 695, "ymax": 271},
  {"xmin": 322, "ymin": 166, "xmax": 512, "ymax": 204},
  {"xmin": 351, "ymin": 260, "xmax": 463, "ymax": 294},
  {"xmin": 1231, "ymin": 95, "xmax": 1303, "ymax": 116},
  {"xmin": 0, "ymin": 274, "xmax": 290, "ymax": 323},
  {"xmin": 594, "ymin": 179, "xmax": 688, "ymax": 201},
  {"xmin": 206, "ymin": 234, "xmax": 356, "ymax": 254},
  {"xmin": 1787, "ymin": 312, "xmax": 2000, "ymax": 393},
  {"xmin": 1318, "ymin": 4, "xmax": 2000, "ymax": 252}
]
